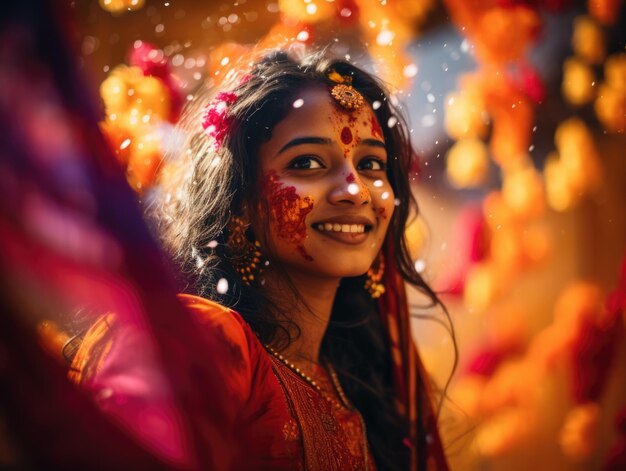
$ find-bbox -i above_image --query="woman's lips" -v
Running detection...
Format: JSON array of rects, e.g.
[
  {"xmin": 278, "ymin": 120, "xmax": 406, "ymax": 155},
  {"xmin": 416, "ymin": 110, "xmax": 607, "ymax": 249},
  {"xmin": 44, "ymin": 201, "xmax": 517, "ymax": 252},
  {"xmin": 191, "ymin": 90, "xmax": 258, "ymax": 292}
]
[{"xmin": 311, "ymin": 220, "xmax": 373, "ymax": 245}]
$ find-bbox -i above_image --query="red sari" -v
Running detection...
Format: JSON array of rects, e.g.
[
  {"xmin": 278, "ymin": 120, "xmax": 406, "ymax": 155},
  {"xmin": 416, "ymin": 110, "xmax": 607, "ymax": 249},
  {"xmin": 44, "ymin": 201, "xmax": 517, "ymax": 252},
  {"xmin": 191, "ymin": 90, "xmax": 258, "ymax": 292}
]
[{"xmin": 71, "ymin": 294, "xmax": 377, "ymax": 470}]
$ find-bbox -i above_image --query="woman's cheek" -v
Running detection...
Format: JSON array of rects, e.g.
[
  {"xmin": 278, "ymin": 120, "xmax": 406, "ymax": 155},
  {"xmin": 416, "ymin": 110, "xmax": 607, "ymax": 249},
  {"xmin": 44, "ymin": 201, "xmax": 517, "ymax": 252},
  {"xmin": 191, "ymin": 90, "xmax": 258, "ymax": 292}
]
[
  {"xmin": 262, "ymin": 170, "xmax": 315, "ymax": 262},
  {"xmin": 373, "ymin": 185, "xmax": 394, "ymax": 221}
]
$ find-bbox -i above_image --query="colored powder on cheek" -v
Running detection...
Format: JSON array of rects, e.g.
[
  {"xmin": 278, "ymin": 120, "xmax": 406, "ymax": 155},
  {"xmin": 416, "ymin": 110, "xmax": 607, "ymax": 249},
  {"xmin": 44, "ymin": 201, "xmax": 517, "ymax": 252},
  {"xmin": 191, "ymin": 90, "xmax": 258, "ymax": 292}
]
[
  {"xmin": 377, "ymin": 207, "xmax": 388, "ymax": 219},
  {"xmin": 296, "ymin": 246, "xmax": 313, "ymax": 262},
  {"xmin": 360, "ymin": 186, "xmax": 370, "ymax": 201},
  {"xmin": 341, "ymin": 126, "xmax": 353, "ymax": 145},
  {"xmin": 346, "ymin": 173, "xmax": 356, "ymax": 183},
  {"xmin": 262, "ymin": 171, "xmax": 314, "ymax": 261}
]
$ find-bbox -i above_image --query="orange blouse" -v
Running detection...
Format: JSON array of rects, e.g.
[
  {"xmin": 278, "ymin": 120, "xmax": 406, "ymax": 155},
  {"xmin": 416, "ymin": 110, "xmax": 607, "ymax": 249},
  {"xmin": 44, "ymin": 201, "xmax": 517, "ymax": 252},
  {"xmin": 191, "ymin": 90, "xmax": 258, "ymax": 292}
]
[{"xmin": 70, "ymin": 294, "xmax": 376, "ymax": 470}]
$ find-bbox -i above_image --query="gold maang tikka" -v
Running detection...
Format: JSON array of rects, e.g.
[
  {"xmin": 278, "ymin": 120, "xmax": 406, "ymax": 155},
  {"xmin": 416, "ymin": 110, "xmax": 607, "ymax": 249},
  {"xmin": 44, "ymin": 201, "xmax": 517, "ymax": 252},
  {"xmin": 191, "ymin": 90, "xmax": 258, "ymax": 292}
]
[
  {"xmin": 226, "ymin": 215, "xmax": 263, "ymax": 285},
  {"xmin": 328, "ymin": 70, "xmax": 365, "ymax": 111}
]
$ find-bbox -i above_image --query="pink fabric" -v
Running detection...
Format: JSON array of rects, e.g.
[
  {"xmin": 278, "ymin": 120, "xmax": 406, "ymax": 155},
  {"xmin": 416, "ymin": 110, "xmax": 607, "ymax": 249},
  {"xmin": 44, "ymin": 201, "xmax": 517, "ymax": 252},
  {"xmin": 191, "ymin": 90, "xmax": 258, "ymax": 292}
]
[{"xmin": 74, "ymin": 296, "xmax": 303, "ymax": 470}]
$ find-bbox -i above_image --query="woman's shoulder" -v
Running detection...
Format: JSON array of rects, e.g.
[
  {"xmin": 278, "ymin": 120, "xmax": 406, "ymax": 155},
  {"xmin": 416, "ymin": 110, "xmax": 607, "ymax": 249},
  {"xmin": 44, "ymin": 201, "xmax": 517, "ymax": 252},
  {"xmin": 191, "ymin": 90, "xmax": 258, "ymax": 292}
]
[
  {"xmin": 70, "ymin": 295, "xmax": 261, "ymax": 389},
  {"xmin": 177, "ymin": 293, "xmax": 251, "ymax": 343},
  {"xmin": 177, "ymin": 294, "xmax": 264, "ymax": 388}
]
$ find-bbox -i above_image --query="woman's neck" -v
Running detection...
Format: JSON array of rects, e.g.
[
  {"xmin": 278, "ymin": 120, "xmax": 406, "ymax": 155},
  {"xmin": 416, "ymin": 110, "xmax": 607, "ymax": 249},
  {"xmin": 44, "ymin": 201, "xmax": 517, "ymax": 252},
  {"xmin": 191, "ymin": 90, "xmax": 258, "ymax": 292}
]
[{"xmin": 263, "ymin": 267, "xmax": 340, "ymax": 365}]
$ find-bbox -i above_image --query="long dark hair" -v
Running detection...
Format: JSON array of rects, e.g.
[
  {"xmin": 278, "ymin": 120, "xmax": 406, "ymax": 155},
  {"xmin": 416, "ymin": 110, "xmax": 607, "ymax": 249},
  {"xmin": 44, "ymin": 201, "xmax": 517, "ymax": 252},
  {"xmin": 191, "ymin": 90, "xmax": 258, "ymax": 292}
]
[{"xmin": 154, "ymin": 49, "xmax": 449, "ymax": 470}]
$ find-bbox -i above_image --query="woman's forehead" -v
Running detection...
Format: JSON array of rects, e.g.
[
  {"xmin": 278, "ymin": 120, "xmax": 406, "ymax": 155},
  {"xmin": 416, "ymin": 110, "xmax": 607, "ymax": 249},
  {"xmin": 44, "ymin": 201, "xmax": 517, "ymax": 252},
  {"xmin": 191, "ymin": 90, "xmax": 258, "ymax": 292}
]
[{"xmin": 269, "ymin": 87, "xmax": 381, "ymax": 142}]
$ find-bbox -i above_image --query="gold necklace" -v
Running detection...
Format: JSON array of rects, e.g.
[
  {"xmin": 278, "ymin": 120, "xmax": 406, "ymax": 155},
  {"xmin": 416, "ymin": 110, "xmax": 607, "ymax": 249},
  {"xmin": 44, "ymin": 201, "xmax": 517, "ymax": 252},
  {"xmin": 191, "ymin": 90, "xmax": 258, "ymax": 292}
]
[{"xmin": 264, "ymin": 344, "xmax": 351, "ymax": 410}]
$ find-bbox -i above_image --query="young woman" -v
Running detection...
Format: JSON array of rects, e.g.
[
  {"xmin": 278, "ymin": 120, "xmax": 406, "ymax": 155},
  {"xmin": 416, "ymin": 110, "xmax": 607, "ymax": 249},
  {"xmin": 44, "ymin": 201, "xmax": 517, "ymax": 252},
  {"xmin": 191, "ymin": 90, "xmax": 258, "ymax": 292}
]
[{"xmin": 71, "ymin": 50, "xmax": 450, "ymax": 470}]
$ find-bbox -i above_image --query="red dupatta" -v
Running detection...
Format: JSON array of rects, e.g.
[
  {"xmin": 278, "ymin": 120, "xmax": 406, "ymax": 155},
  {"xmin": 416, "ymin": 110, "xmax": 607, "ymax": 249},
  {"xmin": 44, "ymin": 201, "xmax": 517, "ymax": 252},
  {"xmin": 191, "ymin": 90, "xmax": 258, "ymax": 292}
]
[
  {"xmin": 380, "ymin": 240, "xmax": 450, "ymax": 471},
  {"xmin": 0, "ymin": 2, "xmax": 237, "ymax": 468}
]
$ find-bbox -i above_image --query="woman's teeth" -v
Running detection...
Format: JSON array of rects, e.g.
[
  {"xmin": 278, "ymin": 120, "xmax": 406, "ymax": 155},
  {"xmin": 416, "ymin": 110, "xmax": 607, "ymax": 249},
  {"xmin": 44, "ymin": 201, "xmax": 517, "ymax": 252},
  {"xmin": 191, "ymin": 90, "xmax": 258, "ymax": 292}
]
[{"xmin": 315, "ymin": 223, "xmax": 366, "ymax": 233}]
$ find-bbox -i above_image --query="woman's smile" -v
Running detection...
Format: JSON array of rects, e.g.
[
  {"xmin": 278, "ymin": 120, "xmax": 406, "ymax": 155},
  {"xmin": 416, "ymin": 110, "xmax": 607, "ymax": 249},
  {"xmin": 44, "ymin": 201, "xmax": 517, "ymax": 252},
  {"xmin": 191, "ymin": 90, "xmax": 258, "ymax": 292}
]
[
  {"xmin": 312, "ymin": 225, "xmax": 370, "ymax": 245},
  {"xmin": 311, "ymin": 214, "xmax": 374, "ymax": 244}
]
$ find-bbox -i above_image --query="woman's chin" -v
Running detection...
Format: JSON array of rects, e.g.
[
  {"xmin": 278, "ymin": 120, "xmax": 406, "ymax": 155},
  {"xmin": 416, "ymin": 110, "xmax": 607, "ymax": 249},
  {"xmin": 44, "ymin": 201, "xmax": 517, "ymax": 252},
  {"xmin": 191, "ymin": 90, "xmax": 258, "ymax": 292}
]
[{"xmin": 297, "ymin": 261, "xmax": 372, "ymax": 281}]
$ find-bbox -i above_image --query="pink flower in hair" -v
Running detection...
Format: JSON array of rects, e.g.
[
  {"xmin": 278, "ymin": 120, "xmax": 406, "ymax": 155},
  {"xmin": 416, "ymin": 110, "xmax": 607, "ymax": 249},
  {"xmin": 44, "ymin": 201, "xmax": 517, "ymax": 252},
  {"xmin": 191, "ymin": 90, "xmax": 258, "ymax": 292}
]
[{"xmin": 202, "ymin": 91, "xmax": 238, "ymax": 149}]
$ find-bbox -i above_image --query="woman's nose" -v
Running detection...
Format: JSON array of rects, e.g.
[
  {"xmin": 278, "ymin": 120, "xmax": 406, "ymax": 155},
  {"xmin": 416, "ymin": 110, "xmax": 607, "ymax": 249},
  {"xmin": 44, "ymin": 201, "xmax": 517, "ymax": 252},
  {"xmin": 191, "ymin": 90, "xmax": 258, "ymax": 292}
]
[{"xmin": 328, "ymin": 171, "xmax": 372, "ymax": 206}]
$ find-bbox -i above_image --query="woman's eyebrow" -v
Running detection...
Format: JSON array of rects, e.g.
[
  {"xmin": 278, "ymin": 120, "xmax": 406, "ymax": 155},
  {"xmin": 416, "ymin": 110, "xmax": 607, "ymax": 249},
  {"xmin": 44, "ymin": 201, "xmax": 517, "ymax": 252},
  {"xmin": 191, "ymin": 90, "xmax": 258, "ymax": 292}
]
[
  {"xmin": 359, "ymin": 138, "xmax": 386, "ymax": 149},
  {"xmin": 277, "ymin": 136, "xmax": 333, "ymax": 155}
]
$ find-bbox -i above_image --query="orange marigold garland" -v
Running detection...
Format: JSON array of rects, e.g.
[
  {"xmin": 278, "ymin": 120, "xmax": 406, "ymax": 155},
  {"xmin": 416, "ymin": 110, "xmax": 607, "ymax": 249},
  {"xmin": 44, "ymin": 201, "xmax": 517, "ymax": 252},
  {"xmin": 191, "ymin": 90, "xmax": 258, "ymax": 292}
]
[{"xmin": 99, "ymin": 41, "xmax": 182, "ymax": 193}]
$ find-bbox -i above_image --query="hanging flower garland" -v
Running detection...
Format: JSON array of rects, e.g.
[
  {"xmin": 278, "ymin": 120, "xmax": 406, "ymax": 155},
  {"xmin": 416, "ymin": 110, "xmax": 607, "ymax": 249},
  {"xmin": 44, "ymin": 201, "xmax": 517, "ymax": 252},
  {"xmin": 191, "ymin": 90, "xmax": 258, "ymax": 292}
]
[
  {"xmin": 442, "ymin": 0, "xmax": 555, "ymax": 315},
  {"xmin": 99, "ymin": 41, "xmax": 182, "ymax": 193},
  {"xmin": 443, "ymin": 0, "xmax": 624, "ymax": 465},
  {"xmin": 99, "ymin": 0, "xmax": 145, "ymax": 15},
  {"xmin": 561, "ymin": 10, "xmax": 625, "ymax": 135},
  {"xmin": 204, "ymin": 0, "xmax": 435, "ymax": 91}
]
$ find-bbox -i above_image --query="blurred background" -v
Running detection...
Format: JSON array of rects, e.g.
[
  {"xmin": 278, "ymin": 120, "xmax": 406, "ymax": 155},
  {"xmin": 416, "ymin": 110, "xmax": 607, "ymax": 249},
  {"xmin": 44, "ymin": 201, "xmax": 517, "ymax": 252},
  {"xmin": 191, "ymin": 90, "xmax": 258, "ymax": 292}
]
[{"xmin": 2, "ymin": 0, "xmax": 625, "ymax": 469}]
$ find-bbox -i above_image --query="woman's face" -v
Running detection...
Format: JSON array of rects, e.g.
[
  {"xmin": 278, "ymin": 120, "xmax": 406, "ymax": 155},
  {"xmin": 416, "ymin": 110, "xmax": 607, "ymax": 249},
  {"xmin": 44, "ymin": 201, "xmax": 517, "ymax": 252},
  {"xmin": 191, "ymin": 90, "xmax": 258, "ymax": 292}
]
[{"xmin": 254, "ymin": 86, "xmax": 395, "ymax": 280}]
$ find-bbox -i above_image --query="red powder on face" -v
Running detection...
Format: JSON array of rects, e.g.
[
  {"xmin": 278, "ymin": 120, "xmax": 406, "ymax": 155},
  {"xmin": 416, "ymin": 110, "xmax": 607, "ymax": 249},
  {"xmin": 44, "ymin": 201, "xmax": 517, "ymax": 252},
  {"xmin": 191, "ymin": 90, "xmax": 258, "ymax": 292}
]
[
  {"xmin": 369, "ymin": 111, "xmax": 384, "ymax": 140},
  {"xmin": 360, "ymin": 186, "xmax": 371, "ymax": 202},
  {"xmin": 341, "ymin": 126, "xmax": 353, "ymax": 145},
  {"xmin": 346, "ymin": 173, "xmax": 356, "ymax": 183},
  {"xmin": 262, "ymin": 170, "xmax": 314, "ymax": 261},
  {"xmin": 377, "ymin": 207, "xmax": 388, "ymax": 219},
  {"xmin": 296, "ymin": 245, "xmax": 313, "ymax": 262}
]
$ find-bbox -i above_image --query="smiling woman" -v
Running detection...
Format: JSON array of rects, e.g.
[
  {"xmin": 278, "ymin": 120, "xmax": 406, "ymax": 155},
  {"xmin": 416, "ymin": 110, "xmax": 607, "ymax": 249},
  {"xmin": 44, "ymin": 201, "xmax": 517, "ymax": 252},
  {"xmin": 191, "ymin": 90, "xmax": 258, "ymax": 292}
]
[{"xmin": 71, "ymin": 50, "xmax": 451, "ymax": 470}]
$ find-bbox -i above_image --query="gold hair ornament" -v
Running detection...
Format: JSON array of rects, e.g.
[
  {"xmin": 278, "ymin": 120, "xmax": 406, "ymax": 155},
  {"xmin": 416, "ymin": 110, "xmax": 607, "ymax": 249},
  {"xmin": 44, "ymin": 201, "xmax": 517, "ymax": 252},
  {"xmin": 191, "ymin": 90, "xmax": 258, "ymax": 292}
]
[{"xmin": 328, "ymin": 70, "xmax": 364, "ymax": 111}]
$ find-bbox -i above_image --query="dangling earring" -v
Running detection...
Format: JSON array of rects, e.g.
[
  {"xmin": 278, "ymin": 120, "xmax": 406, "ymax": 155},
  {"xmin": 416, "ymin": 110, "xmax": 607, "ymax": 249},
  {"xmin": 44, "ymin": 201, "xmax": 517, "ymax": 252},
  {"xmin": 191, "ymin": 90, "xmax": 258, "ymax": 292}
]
[
  {"xmin": 365, "ymin": 252, "xmax": 386, "ymax": 299},
  {"xmin": 227, "ymin": 215, "xmax": 263, "ymax": 285}
]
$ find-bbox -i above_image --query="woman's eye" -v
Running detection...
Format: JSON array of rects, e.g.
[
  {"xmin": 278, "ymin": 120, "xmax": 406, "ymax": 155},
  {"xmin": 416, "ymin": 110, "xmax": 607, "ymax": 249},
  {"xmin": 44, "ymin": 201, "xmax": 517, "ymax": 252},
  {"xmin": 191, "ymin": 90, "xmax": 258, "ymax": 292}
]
[
  {"xmin": 287, "ymin": 156, "xmax": 324, "ymax": 170},
  {"xmin": 358, "ymin": 157, "xmax": 386, "ymax": 171}
]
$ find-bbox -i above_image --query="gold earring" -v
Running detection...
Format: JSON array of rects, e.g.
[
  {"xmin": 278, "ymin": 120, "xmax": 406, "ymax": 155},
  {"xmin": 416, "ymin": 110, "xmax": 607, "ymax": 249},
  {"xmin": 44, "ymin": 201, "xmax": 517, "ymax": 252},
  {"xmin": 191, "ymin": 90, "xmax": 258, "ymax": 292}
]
[
  {"xmin": 365, "ymin": 252, "xmax": 386, "ymax": 299},
  {"xmin": 227, "ymin": 215, "xmax": 263, "ymax": 284}
]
